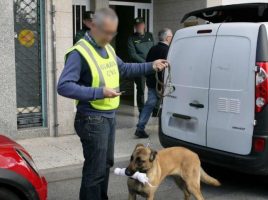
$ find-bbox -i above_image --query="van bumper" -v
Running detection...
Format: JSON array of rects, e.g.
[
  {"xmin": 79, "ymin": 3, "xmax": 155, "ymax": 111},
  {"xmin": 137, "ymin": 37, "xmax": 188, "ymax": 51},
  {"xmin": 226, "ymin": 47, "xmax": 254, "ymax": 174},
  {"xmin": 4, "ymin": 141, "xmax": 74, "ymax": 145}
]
[{"xmin": 159, "ymin": 123, "xmax": 268, "ymax": 175}]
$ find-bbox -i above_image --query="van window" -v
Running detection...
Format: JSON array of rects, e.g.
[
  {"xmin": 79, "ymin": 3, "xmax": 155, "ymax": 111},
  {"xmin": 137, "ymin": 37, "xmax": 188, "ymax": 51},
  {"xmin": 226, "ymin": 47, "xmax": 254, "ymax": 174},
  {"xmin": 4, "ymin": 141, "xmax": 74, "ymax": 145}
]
[{"xmin": 169, "ymin": 36, "xmax": 215, "ymax": 88}]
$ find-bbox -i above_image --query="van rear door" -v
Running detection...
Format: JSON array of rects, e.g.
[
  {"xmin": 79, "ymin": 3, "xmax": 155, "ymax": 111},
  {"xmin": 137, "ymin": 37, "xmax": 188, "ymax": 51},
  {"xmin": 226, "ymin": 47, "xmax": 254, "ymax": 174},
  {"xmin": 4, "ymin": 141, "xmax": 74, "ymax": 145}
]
[
  {"xmin": 207, "ymin": 23, "xmax": 258, "ymax": 155},
  {"xmin": 181, "ymin": 3, "xmax": 268, "ymax": 23},
  {"xmin": 161, "ymin": 24, "xmax": 220, "ymax": 146}
]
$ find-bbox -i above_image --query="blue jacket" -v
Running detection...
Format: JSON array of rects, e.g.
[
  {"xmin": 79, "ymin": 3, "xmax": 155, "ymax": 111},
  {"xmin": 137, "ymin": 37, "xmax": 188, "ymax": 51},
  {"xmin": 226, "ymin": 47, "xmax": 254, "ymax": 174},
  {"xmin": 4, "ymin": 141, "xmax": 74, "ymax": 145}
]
[{"xmin": 57, "ymin": 33, "xmax": 154, "ymax": 118}]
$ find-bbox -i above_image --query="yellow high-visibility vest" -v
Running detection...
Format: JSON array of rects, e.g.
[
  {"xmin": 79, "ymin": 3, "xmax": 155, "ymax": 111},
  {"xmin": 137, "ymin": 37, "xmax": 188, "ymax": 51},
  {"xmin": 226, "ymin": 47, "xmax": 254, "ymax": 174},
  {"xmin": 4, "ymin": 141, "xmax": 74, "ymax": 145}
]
[{"xmin": 65, "ymin": 39, "xmax": 120, "ymax": 110}]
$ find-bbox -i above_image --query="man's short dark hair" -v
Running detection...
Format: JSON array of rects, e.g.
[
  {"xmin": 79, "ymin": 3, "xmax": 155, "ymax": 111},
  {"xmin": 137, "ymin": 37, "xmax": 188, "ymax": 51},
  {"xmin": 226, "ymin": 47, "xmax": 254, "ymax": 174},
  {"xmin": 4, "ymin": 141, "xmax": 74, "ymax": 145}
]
[{"xmin": 83, "ymin": 11, "xmax": 94, "ymax": 20}]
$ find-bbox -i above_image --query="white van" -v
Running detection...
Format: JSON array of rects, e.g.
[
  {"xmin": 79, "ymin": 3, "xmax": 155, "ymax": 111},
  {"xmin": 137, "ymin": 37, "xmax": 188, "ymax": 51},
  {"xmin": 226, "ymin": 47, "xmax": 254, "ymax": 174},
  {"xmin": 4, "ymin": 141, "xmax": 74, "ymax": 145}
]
[{"xmin": 160, "ymin": 3, "xmax": 268, "ymax": 174}]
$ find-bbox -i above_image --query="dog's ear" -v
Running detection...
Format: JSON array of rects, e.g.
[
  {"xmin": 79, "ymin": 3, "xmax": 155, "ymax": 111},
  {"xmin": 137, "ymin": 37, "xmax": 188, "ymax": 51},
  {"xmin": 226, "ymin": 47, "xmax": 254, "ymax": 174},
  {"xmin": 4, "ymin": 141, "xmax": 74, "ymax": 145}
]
[
  {"xmin": 135, "ymin": 144, "xmax": 144, "ymax": 150},
  {"xmin": 149, "ymin": 149, "xmax": 158, "ymax": 162}
]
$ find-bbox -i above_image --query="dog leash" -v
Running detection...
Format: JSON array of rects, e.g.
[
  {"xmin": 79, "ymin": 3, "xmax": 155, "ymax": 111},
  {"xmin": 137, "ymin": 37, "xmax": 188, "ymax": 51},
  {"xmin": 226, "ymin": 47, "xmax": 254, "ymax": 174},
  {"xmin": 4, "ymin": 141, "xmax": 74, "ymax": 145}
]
[
  {"xmin": 146, "ymin": 64, "xmax": 175, "ymax": 148},
  {"xmin": 146, "ymin": 137, "xmax": 152, "ymax": 148},
  {"xmin": 155, "ymin": 64, "xmax": 175, "ymax": 99},
  {"xmin": 154, "ymin": 64, "xmax": 175, "ymax": 119}
]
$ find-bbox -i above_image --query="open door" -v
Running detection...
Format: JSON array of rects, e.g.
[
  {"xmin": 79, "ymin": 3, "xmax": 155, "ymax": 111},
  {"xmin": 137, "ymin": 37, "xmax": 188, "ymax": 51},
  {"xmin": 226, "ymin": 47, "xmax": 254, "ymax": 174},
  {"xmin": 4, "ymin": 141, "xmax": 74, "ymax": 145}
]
[
  {"xmin": 161, "ymin": 24, "xmax": 220, "ymax": 146},
  {"xmin": 111, "ymin": 5, "xmax": 135, "ymax": 105},
  {"xmin": 181, "ymin": 3, "xmax": 268, "ymax": 23},
  {"xmin": 109, "ymin": 1, "xmax": 153, "ymax": 106}
]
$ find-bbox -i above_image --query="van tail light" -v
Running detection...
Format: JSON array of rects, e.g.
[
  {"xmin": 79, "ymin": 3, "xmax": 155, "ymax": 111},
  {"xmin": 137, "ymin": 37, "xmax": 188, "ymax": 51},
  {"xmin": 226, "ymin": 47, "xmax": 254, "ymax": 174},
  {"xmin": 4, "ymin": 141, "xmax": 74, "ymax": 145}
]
[
  {"xmin": 253, "ymin": 137, "xmax": 265, "ymax": 153},
  {"xmin": 255, "ymin": 62, "xmax": 268, "ymax": 112}
]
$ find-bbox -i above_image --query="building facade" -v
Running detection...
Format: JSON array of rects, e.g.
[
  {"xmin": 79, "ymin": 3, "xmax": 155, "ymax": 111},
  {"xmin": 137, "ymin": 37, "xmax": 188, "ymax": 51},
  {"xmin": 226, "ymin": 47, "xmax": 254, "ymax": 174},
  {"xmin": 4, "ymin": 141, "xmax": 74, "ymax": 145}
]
[{"xmin": 0, "ymin": 0, "xmax": 264, "ymax": 139}]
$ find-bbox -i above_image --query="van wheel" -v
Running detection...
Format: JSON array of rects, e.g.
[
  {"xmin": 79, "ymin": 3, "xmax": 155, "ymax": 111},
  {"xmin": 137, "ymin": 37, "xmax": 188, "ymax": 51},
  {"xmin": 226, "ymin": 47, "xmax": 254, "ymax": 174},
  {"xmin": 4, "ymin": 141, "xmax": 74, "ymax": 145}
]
[{"xmin": 0, "ymin": 188, "xmax": 21, "ymax": 200}]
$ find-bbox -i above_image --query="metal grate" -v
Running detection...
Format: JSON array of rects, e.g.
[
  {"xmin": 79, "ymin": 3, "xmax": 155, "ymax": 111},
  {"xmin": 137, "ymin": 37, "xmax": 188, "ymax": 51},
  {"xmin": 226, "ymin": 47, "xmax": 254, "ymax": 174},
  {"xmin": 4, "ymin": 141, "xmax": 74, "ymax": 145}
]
[
  {"xmin": 14, "ymin": 0, "xmax": 43, "ymax": 128},
  {"xmin": 72, "ymin": 4, "xmax": 87, "ymax": 43},
  {"xmin": 218, "ymin": 98, "xmax": 241, "ymax": 114}
]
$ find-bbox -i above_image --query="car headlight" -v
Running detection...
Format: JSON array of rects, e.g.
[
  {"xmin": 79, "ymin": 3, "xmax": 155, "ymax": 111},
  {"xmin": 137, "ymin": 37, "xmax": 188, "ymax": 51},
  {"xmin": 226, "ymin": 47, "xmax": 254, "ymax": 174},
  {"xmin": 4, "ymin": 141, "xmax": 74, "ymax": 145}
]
[{"xmin": 16, "ymin": 148, "xmax": 39, "ymax": 175}]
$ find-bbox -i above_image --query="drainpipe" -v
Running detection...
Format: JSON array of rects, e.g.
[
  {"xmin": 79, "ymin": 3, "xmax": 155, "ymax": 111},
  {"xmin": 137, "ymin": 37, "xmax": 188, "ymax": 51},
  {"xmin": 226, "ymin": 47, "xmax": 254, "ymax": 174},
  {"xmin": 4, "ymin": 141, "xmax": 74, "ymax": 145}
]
[{"xmin": 50, "ymin": 0, "xmax": 59, "ymax": 137}]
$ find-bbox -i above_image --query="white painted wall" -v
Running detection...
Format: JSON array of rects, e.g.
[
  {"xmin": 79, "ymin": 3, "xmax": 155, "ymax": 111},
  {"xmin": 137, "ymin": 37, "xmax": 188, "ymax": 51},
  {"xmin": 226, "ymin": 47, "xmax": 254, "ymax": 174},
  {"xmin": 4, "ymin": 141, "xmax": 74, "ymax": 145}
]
[{"xmin": 222, "ymin": 0, "xmax": 268, "ymax": 5}]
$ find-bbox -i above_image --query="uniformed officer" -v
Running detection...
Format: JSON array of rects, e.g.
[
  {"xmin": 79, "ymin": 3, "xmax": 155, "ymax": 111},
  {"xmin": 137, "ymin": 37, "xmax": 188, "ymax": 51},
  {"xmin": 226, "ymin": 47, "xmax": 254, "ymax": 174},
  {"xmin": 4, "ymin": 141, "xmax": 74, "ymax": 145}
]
[
  {"xmin": 74, "ymin": 11, "xmax": 94, "ymax": 44},
  {"xmin": 57, "ymin": 8, "xmax": 168, "ymax": 200},
  {"xmin": 127, "ymin": 17, "xmax": 154, "ymax": 115}
]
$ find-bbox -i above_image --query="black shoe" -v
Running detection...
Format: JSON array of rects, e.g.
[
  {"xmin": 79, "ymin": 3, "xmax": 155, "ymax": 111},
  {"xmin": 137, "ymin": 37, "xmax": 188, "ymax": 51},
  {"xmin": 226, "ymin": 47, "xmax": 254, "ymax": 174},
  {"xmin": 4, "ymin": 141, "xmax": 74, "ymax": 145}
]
[
  {"xmin": 152, "ymin": 108, "xmax": 159, "ymax": 117},
  {"xmin": 135, "ymin": 130, "xmax": 149, "ymax": 138}
]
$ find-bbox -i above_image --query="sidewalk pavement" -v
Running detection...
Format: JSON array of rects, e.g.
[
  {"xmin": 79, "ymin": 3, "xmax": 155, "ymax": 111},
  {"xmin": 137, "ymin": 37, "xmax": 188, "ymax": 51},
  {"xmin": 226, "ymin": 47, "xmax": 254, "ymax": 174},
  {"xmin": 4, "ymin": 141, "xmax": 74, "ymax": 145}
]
[{"xmin": 16, "ymin": 105, "xmax": 162, "ymax": 182}]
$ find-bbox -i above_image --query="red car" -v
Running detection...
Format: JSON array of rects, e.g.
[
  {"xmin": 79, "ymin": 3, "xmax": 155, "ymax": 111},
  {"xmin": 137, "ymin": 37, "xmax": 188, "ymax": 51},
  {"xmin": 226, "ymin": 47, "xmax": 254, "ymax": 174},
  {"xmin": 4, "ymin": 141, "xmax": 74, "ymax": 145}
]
[{"xmin": 0, "ymin": 135, "xmax": 47, "ymax": 200}]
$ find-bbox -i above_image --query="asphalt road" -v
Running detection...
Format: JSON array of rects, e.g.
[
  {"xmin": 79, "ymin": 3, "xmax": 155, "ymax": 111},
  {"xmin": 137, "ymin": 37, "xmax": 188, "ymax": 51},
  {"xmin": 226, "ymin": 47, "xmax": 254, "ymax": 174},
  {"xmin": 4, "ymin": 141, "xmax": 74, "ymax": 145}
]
[
  {"xmin": 46, "ymin": 106, "xmax": 268, "ymax": 200},
  {"xmin": 48, "ymin": 161, "xmax": 268, "ymax": 200}
]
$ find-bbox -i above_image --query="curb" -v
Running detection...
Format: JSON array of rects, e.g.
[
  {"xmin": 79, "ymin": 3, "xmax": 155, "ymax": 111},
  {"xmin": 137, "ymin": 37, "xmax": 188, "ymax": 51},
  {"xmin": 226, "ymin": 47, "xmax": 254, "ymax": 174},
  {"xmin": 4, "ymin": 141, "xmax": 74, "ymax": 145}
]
[{"xmin": 41, "ymin": 156, "xmax": 130, "ymax": 183}]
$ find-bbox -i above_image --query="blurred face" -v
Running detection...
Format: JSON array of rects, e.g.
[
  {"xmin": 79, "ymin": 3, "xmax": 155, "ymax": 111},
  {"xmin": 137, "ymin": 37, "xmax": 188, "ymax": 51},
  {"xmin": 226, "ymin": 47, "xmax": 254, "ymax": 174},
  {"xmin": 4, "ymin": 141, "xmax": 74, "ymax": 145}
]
[
  {"xmin": 166, "ymin": 31, "xmax": 173, "ymax": 45},
  {"xmin": 90, "ymin": 17, "xmax": 118, "ymax": 47},
  {"xmin": 135, "ymin": 23, "xmax": 145, "ymax": 34},
  {"xmin": 83, "ymin": 19, "xmax": 92, "ymax": 29}
]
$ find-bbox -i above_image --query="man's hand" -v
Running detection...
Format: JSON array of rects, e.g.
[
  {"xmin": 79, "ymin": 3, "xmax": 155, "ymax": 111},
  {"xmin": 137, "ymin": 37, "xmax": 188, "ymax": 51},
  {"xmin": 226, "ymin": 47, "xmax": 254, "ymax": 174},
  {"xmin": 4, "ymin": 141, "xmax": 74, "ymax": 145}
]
[
  {"xmin": 152, "ymin": 59, "xmax": 169, "ymax": 71},
  {"xmin": 103, "ymin": 87, "xmax": 122, "ymax": 98}
]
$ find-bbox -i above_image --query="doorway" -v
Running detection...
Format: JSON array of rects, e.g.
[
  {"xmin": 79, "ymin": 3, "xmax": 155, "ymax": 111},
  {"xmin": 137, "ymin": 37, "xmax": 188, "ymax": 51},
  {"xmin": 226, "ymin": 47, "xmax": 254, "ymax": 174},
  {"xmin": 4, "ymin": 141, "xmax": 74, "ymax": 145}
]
[
  {"xmin": 111, "ymin": 5, "xmax": 135, "ymax": 105},
  {"xmin": 109, "ymin": 1, "xmax": 153, "ymax": 106},
  {"xmin": 72, "ymin": 0, "xmax": 90, "ymax": 44}
]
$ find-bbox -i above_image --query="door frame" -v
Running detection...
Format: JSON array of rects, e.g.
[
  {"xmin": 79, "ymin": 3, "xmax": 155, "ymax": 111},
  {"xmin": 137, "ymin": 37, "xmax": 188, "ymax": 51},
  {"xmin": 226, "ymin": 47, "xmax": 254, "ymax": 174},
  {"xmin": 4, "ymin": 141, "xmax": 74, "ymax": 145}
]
[
  {"xmin": 109, "ymin": 1, "xmax": 154, "ymax": 106},
  {"xmin": 72, "ymin": 0, "xmax": 90, "ymax": 37},
  {"xmin": 72, "ymin": 0, "xmax": 90, "ymax": 7},
  {"xmin": 109, "ymin": 1, "xmax": 153, "ymax": 32},
  {"xmin": 72, "ymin": 0, "xmax": 90, "ymax": 112}
]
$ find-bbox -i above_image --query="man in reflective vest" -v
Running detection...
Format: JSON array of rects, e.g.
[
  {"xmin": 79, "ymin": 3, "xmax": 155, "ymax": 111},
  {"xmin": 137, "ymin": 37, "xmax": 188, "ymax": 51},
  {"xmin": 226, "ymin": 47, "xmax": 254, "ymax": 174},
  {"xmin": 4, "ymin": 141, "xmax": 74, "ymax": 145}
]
[{"xmin": 57, "ymin": 8, "xmax": 168, "ymax": 200}]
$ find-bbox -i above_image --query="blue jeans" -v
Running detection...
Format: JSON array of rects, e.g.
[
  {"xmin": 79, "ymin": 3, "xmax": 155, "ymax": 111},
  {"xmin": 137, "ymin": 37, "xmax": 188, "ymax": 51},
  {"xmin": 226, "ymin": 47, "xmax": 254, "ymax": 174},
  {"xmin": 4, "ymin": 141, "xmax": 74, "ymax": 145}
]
[
  {"xmin": 134, "ymin": 76, "xmax": 146, "ymax": 111},
  {"xmin": 137, "ymin": 88, "xmax": 159, "ymax": 131},
  {"xmin": 74, "ymin": 113, "xmax": 115, "ymax": 200}
]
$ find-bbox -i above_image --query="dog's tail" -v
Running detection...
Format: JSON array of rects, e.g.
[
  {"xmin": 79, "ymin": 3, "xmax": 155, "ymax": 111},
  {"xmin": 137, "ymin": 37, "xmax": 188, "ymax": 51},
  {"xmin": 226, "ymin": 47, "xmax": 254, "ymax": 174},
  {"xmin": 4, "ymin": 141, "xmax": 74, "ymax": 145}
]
[{"xmin": 200, "ymin": 168, "xmax": 221, "ymax": 186}]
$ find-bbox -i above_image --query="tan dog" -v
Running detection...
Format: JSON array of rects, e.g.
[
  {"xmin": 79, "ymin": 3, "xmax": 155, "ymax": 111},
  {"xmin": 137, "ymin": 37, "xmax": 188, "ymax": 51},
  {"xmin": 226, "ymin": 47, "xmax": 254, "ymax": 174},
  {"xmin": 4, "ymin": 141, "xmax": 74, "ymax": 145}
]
[{"xmin": 126, "ymin": 144, "xmax": 221, "ymax": 200}]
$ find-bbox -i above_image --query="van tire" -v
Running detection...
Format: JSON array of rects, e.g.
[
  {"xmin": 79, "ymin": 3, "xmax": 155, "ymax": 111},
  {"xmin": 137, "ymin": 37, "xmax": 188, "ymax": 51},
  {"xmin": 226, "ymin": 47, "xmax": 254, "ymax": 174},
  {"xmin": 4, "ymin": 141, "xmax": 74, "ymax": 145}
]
[{"xmin": 0, "ymin": 187, "xmax": 21, "ymax": 200}]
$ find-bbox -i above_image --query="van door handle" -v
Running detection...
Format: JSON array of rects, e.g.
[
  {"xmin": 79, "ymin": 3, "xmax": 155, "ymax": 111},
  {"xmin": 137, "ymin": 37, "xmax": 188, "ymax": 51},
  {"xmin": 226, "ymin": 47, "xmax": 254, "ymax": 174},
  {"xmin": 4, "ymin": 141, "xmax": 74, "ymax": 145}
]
[
  {"xmin": 172, "ymin": 113, "xmax": 191, "ymax": 120},
  {"xmin": 189, "ymin": 102, "xmax": 204, "ymax": 109}
]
